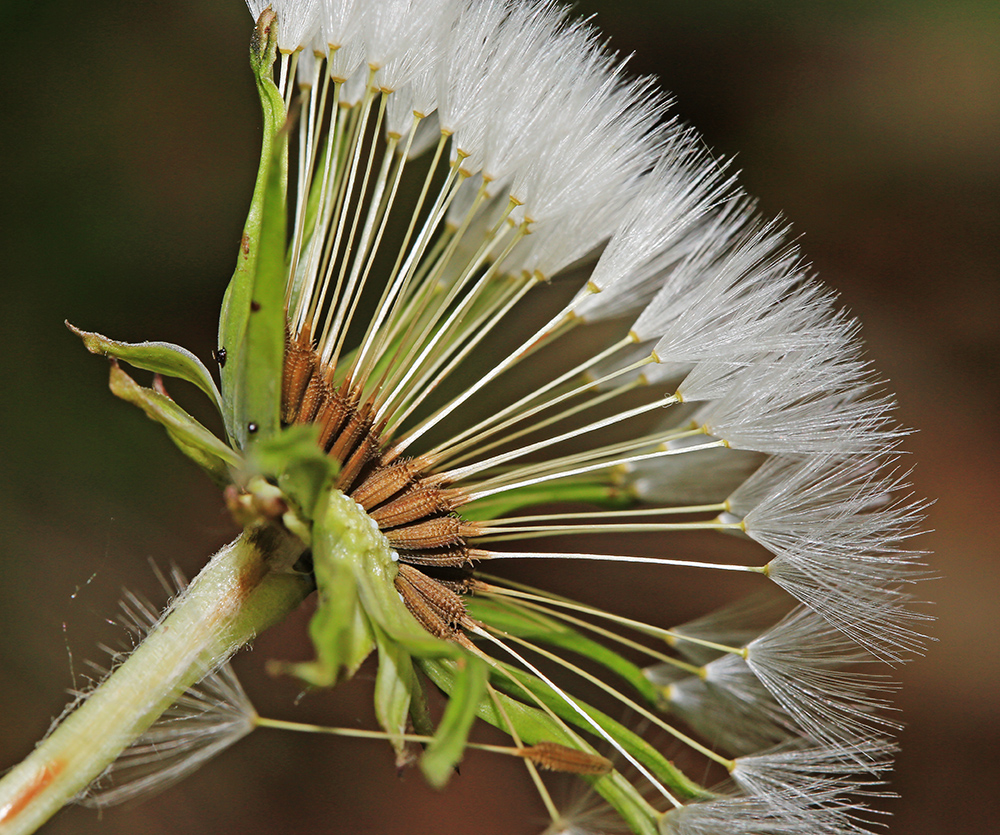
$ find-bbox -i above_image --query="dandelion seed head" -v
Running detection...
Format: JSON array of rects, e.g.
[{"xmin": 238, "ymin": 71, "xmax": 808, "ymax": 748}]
[
  {"xmin": 204, "ymin": 1, "xmax": 933, "ymax": 831},
  {"xmin": 1, "ymin": 4, "xmax": 930, "ymax": 832}
]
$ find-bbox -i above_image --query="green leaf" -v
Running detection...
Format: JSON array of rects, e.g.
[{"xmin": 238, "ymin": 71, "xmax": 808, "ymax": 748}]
[
  {"xmin": 466, "ymin": 597, "xmax": 662, "ymax": 707},
  {"xmin": 69, "ymin": 323, "xmax": 223, "ymax": 417},
  {"xmin": 107, "ymin": 362, "xmax": 240, "ymax": 483},
  {"xmin": 218, "ymin": 7, "xmax": 288, "ymax": 448},
  {"xmin": 419, "ymin": 655, "xmax": 488, "ymax": 788}
]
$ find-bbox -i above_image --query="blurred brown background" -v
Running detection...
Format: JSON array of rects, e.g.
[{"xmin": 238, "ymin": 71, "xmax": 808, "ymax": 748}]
[{"xmin": 1, "ymin": 1, "xmax": 996, "ymax": 833}]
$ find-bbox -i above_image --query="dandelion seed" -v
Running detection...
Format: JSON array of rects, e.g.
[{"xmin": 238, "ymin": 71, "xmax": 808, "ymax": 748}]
[
  {"xmin": 729, "ymin": 454, "xmax": 930, "ymax": 660},
  {"xmin": 77, "ymin": 662, "xmax": 257, "ymax": 808},
  {"xmin": 77, "ymin": 572, "xmax": 258, "ymax": 808}
]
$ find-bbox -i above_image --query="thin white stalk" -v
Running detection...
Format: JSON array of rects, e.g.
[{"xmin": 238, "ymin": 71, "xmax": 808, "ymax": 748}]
[
  {"xmin": 255, "ymin": 717, "xmax": 530, "ymax": 759},
  {"xmin": 389, "ymin": 293, "xmax": 592, "ymax": 456},
  {"xmin": 428, "ymin": 339, "xmax": 645, "ymax": 464},
  {"xmin": 292, "ymin": 82, "xmax": 343, "ymax": 329},
  {"xmin": 440, "ymin": 378, "xmax": 645, "ymax": 471},
  {"xmin": 483, "ymin": 683, "xmax": 562, "ymax": 824},
  {"xmin": 374, "ymin": 192, "xmax": 521, "ymax": 419},
  {"xmin": 350, "ymin": 123, "xmax": 422, "ymax": 382},
  {"xmin": 413, "ymin": 192, "xmax": 518, "ymax": 316},
  {"xmin": 363, "ymin": 243, "xmax": 455, "ymax": 401},
  {"xmin": 387, "ymin": 241, "xmax": 522, "ymax": 417},
  {"xmin": 324, "ymin": 89, "xmax": 390, "ymax": 369},
  {"xmin": 332, "ymin": 128, "xmax": 401, "ymax": 371},
  {"xmin": 475, "ymin": 519, "xmax": 741, "ymax": 542},
  {"xmin": 305, "ymin": 99, "xmax": 364, "ymax": 334},
  {"xmin": 286, "ymin": 57, "xmax": 332, "ymax": 307},
  {"xmin": 317, "ymin": 73, "xmax": 379, "ymax": 358},
  {"xmin": 384, "ymin": 156, "xmax": 468, "ymax": 324},
  {"xmin": 498, "ymin": 595, "xmax": 700, "ymax": 675},
  {"xmin": 381, "ymin": 221, "xmax": 531, "ymax": 425},
  {"xmin": 477, "ymin": 583, "xmax": 747, "ymax": 658},
  {"xmin": 480, "ymin": 549, "xmax": 765, "ymax": 574},
  {"xmin": 444, "ymin": 393, "xmax": 682, "ymax": 483},
  {"xmin": 368, "ymin": 164, "xmax": 470, "ymax": 397},
  {"xmin": 383, "ymin": 273, "xmax": 534, "ymax": 432},
  {"xmin": 287, "ymin": 79, "xmax": 314, "ymax": 302},
  {"xmin": 352, "ymin": 128, "xmax": 450, "ymax": 379},
  {"xmin": 365, "ymin": 231, "xmax": 453, "ymax": 390},
  {"xmin": 464, "ymin": 425, "xmax": 699, "ymax": 492},
  {"xmin": 464, "ymin": 438, "xmax": 725, "ymax": 500},
  {"xmin": 417, "ymin": 179, "xmax": 491, "ymax": 291},
  {"xmin": 483, "ymin": 503, "xmax": 728, "ymax": 525},
  {"xmin": 278, "ymin": 51, "xmax": 291, "ymax": 101}
]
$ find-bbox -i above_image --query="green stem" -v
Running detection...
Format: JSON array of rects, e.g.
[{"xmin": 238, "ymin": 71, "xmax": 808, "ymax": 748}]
[{"xmin": 0, "ymin": 528, "xmax": 311, "ymax": 835}]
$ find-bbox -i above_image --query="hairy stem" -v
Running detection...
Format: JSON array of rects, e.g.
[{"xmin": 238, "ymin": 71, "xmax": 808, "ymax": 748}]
[{"xmin": 0, "ymin": 527, "xmax": 311, "ymax": 835}]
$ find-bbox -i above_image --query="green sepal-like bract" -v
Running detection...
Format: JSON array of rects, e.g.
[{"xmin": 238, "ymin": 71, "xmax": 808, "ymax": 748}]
[
  {"xmin": 286, "ymin": 550, "xmax": 375, "ymax": 688},
  {"xmin": 418, "ymin": 655, "xmax": 489, "ymax": 788},
  {"xmin": 69, "ymin": 323, "xmax": 223, "ymax": 417},
  {"xmin": 247, "ymin": 424, "xmax": 340, "ymax": 524},
  {"xmin": 279, "ymin": 485, "xmax": 499, "ymax": 784},
  {"xmin": 285, "ymin": 489, "xmax": 459, "ymax": 688},
  {"xmin": 466, "ymin": 597, "xmax": 663, "ymax": 708},
  {"xmin": 218, "ymin": 7, "xmax": 288, "ymax": 449},
  {"xmin": 106, "ymin": 361, "xmax": 240, "ymax": 485},
  {"xmin": 420, "ymin": 658, "xmax": 662, "ymax": 835}
]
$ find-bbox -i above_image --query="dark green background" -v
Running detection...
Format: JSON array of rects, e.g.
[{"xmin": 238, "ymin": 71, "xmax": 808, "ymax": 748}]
[{"xmin": 2, "ymin": 1, "xmax": 997, "ymax": 833}]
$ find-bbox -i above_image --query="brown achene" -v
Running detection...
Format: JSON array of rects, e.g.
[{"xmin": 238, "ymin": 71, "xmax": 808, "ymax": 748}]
[{"xmin": 281, "ymin": 327, "xmax": 486, "ymax": 640}]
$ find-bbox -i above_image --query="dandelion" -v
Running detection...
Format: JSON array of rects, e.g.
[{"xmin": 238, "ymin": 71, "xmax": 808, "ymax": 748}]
[{"xmin": 0, "ymin": 2, "xmax": 927, "ymax": 834}]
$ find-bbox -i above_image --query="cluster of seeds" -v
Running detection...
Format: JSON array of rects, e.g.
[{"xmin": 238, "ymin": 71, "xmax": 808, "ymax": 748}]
[
  {"xmin": 228, "ymin": 1, "xmax": 931, "ymax": 832},
  {"xmin": 127, "ymin": 2, "xmax": 928, "ymax": 832}
]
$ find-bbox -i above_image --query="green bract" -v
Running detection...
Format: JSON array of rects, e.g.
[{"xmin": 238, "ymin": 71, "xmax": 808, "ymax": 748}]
[
  {"xmin": 67, "ymin": 324, "xmax": 224, "ymax": 415},
  {"xmin": 218, "ymin": 8, "xmax": 288, "ymax": 450}
]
